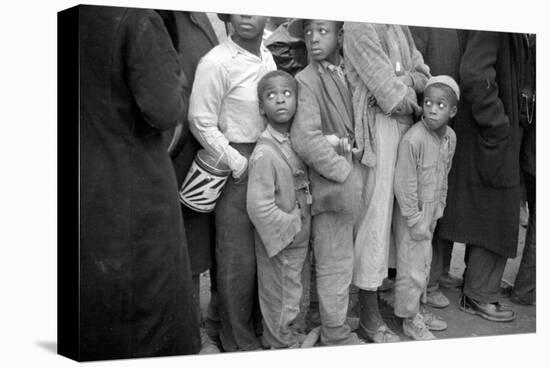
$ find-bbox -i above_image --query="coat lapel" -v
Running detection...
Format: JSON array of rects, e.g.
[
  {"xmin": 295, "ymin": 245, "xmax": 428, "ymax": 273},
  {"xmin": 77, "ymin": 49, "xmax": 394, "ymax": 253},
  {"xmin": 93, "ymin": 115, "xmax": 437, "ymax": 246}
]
[
  {"xmin": 319, "ymin": 68, "xmax": 354, "ymax": 134},
  {"xmin": 188, "ymin": 12, "xmax": 219, "ymax": 46}
]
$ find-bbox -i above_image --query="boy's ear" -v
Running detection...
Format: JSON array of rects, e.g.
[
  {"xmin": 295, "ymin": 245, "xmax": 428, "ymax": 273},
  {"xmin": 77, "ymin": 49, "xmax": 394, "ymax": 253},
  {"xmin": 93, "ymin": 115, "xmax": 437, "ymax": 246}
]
[
  {"xmin": 259, "ymin": 100, "xmax": 265, "ymax": 116},
  {"xmin": 450, "ymin": 105, "xmax": 457, "ymax": 119},
  {"xmin": 337, "ymin": 27, "xmax": 344, "ymax": 47}
]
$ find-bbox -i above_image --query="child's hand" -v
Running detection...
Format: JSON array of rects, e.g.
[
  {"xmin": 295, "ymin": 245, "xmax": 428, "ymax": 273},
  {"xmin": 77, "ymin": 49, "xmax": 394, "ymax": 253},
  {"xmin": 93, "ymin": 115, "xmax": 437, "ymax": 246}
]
[
  {"xmin": 410, "ymin": 220, "xmax": 431, "ymax": 241},
  {"xmin": 325, "ymin": 134, "xmax": 340, "ymax": 147},
  {"xmin": 291, "ymin": 203, "xmax": 303, "ymax": 224},
  {"xmin": 393, "ymin": 88, "xmax": 421, "ymax": 116}
]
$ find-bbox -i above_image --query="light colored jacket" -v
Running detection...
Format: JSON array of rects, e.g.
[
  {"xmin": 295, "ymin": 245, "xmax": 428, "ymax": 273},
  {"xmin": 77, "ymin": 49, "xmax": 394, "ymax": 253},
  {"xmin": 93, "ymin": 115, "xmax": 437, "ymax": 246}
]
[{"xmin": 344, "ymin": 22, "xmax": 430, "ymax": 167}]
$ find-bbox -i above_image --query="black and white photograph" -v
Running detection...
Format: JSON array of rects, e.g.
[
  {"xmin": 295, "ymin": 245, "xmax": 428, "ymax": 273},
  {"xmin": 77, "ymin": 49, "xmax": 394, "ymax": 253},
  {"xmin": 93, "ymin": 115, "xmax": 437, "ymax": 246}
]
[{"xmin": 1, "ymin": 0, "xmax": 546, "ymax": 366}]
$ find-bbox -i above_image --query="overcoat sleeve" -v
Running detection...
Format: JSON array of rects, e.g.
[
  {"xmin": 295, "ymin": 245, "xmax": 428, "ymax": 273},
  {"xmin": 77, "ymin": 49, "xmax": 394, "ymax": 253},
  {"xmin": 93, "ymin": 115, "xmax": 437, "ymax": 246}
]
[
  {"xmin": 343, "ymin": 23, "xmax": 409, "ymax": 114},
  {"xmin": 125, "ymin": 12, "xmax": 187, "ymax": 131},
  {"xmin": 409, "ymin": 26, "xmax": 429, "ymax": 56},
  {"xmin": 460, "ymin": 31, "xmax": 509, "ymax": 142},
  {"xmin": 403, "ymin": 26, "xmax": 430, "ymax": 93}
]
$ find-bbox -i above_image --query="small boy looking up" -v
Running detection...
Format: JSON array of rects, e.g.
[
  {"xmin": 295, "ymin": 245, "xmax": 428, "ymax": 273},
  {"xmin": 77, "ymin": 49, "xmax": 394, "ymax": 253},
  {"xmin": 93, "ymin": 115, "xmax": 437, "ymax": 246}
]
[
  {"xmin": 188, "ymin": 14, "xmax": 276, "ymax": 352},
  {"xmin": 288, "ymin": 18, "xmax": 366, "ymax": 346},
  {"xmin": 393, "ymin": 75, "xmax": 459, "ymax": 340},
  {"xmin": 247, "ymin": 70, "xmax": 311, "ymax": 349}
]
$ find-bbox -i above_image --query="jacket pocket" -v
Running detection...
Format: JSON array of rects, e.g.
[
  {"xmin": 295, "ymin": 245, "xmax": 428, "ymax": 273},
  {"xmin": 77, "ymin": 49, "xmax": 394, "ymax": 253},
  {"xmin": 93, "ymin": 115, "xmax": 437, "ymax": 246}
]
[{"xmin": 473, "ymin": 123, "xmax": 518, "ymax": 188}]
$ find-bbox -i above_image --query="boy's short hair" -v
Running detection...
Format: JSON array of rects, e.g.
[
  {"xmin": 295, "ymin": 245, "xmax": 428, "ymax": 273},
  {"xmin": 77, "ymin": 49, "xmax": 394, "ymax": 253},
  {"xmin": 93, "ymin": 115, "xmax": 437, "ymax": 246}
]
[
  {"xmin": 424, "ymin": 75, "xmax": 460, "ymax": 106},
  {"xmin": 287, "ymin": 18, "xmax": 343, "ymax": 39},
  {"xmin": 257, "ymin": 70, "xmax": 298, "ymax": 101}
]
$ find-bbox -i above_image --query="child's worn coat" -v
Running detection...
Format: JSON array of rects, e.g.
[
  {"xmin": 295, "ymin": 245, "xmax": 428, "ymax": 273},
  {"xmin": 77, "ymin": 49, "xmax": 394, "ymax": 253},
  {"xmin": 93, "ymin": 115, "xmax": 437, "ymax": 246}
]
[
  {"xmin": 247, "ymin": 126, "xmax": 311, "ymax": 348},
  {"xmin": 291, "ymin": 60, "xmax": 366, "ymax": 346}
]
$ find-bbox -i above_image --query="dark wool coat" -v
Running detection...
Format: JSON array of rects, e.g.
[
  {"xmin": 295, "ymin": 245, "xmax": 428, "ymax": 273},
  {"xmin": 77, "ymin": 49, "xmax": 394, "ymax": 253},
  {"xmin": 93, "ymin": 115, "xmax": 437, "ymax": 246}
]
[
  {"xmin": 438, "ymin": 30, "xmax": 528, "ymax": 258},
  {"xmin": 157, "ymin": 10, "xmax": 219, "ymax": 275},
  {"xmin": 79, "ymin": 6, "xmax": 200, "ymax": 360},
  {"xmin": 409, "ymin": 26, "xmax": 460, "ymax": 82},
  {"xmin": 520, "ymin": 34, "xmax": 536, "ymax": 177}
]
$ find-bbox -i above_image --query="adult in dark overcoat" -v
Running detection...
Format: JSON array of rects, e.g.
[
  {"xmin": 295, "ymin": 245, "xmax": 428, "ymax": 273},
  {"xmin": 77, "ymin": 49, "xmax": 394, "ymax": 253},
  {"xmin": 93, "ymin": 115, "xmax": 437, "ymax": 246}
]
[
  {"xmin": 79, "ymin": 6, "xmax": 200, "ymax": 360},
  {"xmin": 155, "ymin": 10, "xmax": 220, "ymax": 332},
  {"xmin": 437, "ymin": 30, "xmax": 528, "ymax": 321}
]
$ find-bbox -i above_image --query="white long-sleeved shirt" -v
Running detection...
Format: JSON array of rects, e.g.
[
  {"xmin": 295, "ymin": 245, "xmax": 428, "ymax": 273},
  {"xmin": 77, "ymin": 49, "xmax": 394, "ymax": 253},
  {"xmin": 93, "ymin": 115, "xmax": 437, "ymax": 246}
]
[{"xmin": 188, "ymin": 37, "xmax": 277, "ymax": 176}]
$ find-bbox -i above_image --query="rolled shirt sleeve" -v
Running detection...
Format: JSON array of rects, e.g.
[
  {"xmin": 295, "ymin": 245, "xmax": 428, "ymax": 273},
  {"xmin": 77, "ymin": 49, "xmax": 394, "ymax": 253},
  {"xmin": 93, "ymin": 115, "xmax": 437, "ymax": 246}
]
[{"xmin": 188, "ymin": 58, "xmax": 248, "ymax": 177}]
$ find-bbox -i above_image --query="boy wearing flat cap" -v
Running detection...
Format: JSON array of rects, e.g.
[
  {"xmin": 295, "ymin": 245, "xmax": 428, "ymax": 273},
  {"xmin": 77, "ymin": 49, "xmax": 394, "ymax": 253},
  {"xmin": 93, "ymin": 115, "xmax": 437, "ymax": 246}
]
[{"xmin": 393, "ymin": 76, "xmax": 459, "ymax": 340}]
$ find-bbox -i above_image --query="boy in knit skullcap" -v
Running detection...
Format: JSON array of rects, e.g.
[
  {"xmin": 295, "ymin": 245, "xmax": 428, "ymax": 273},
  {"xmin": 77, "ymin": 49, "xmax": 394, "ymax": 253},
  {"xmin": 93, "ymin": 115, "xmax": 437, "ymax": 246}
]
[{"xmin": 393, "ymin": 76, "xmax": 459, "ymax": 340}]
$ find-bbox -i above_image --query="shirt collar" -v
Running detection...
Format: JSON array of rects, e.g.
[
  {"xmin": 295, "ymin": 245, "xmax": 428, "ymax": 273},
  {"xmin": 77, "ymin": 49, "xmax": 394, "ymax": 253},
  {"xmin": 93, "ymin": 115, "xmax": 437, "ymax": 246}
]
[
  {"xmin": 318, "ymin": 56, "xmax": 344, "ymax": 73},
  {"xmin": 267, "ymin": 124, "xmax": 290, "ymax": 144},
  {"xmin": 420, "ymin": 117, "xmax": 449, "ymax": 142},
  {"xmin": 227, "ymin": 36, "xmax": 269, "ymax": 60}
]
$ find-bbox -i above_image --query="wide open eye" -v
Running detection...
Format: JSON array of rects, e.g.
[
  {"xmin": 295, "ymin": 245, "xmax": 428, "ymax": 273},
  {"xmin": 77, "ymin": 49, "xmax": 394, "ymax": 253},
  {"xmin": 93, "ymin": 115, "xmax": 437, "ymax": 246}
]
[
  {"xmin": 304, "ymin": 29, "xmax": 312, "ymax": 36},
  {"xmin": 284, "ymin": 90, "xmax": 292, "ymax": 97},
  {"xmin": 438, "ymin": 102, "xmax": 446, "ymax": 109},
  {"xmin": 425, "ymin": 100, "xmax": 432, "ymax": 107},
  {"xmin": 320, "ymin": 28, "xmax": 328, "ymax": 35},
  {"xmin": 266, "ymin": 92, "xmax": 275, "ymax": 99}
]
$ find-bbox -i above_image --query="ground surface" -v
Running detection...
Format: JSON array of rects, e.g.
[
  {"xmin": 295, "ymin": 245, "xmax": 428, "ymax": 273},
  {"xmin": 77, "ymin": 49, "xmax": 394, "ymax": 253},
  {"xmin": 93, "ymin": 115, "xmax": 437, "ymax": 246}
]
[{"xmin": 198, "ymin": 221, "xmax": 535, "ymax": 347}]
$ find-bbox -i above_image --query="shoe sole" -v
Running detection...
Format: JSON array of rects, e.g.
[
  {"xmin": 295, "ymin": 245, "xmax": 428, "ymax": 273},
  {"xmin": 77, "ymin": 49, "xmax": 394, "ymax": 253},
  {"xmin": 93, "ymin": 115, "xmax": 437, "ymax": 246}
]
[
  {"xmin": 426, "ymin": 324, "xmax": 447, "ymax": 331},
  {"xmin": 403, "ymin": 328, "xmax": 436, "ymax": 341},
  {"xmin": 459, "ymin": 302, "xmax": 516, "ymax": 323},
  {"xmin": 424, "ymin": 301, "xmax": 450, "ymax": 309}
]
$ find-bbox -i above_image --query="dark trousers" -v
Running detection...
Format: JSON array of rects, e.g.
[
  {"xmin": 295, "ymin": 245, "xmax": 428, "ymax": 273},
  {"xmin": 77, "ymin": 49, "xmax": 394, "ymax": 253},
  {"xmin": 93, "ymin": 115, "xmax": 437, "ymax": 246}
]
[
  {"xmin": 513, "ymin": 172, "xmax": 536, "ymax": 299},
  {"xmin": 214, "ymin": 143, "xmax": 261, "ymax": 352},
  {"xmin": 463, "ymin": 245, "xmax": 507, "ymax": 303},
  {"xmin": 427, "ymin": 227, "xmax": 454, "ymax": 292}
]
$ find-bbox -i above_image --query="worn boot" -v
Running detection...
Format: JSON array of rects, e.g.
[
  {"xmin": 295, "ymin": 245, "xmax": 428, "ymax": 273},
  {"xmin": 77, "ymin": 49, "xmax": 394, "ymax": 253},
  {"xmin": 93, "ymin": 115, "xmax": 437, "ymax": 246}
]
[{"xmin": 357, "ymin": 289, "xmax": 400, "ymax": 343}]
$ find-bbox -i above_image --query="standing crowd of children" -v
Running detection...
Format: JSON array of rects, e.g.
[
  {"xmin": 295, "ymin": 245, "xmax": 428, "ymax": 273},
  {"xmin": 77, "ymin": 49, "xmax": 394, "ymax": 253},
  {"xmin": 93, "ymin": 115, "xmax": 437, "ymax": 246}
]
[
  {"xmin": 185, "ymin": 13, "xmax": 534, "ymax": 353},
  {"xmin": 78, "ymin": 6, "xmax": 535, "ymax": 360}
]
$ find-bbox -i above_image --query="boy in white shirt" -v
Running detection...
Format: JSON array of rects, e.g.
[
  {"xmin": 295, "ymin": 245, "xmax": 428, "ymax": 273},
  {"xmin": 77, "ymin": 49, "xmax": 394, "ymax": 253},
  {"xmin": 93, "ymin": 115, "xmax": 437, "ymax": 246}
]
[{"xmin": 188, "ymin": 14, "xmax": 276, "ymax": 352}]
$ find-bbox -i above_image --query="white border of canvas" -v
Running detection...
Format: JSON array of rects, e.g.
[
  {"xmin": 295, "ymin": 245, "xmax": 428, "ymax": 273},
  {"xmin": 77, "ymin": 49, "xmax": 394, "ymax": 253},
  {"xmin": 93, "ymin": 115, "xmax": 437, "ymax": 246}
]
[{"xmin": 0, "ymin": 0, "xmax": 546, "ymax": 366}]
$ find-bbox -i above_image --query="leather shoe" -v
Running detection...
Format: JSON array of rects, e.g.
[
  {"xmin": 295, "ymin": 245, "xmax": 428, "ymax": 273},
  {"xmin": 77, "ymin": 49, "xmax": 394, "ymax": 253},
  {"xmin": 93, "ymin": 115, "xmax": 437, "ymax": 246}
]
[{"xmin": 459, "ymin": 294, "xmax": 515, "ymax": 322}]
